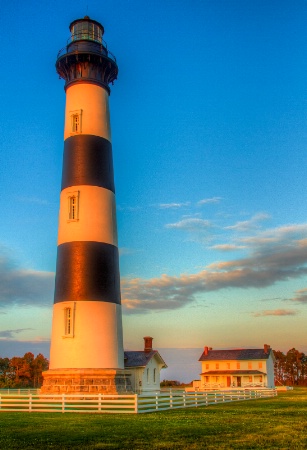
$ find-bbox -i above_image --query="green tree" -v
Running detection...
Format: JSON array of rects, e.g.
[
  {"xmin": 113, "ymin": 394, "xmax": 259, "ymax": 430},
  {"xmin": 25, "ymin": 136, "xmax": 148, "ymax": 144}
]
[
  {"xmin": 31, "ymin": 353, "xmax": 49, "ymax": 387},
  {"xmin": 0, "ymin": 357, "xmax": 10, "ymax": 387},
  {"xmin": 285, "ymin": 348, "xmax": 304, "ymax": 386},
  {"xmin": 273, "ymin": 350, "xmax": 286, "ymax": 385}
]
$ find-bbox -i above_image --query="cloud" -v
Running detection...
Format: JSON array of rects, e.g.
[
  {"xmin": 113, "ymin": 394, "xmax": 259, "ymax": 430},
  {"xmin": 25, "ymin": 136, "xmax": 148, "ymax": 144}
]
[
  {"xmin": 0, "ymin": 248, "xmax": 54, "ymax": 308},
  {"xmin": 0, "ymin": 339, "xmax": 51, "ymax": 358},
  {"xmin": 121, "ymin": 223, "xmax": 307, "ymax": 314},
  {"xmin": 165, "ymin": 218, "xmax": 214, "ymax": 243},
  {"xmin": 210, "ymin": 244, "xmax": 246, "ymax": 252},
  {"xmin": 158, "ymin": 202, "xmax": 190, "ymax": 209},
  {"xmin": 290, "ymin": 288, "xmax": 307, "ymax": 304},
  {"xmin": 17, "ymin": 196, "xmax": 48, "ymax": 205},
  {"xmin": 197, "ymin": 197, "xmax": 222, "ymax": 206},
  {"xmin": 0, "ymin": 328, "xmax": 33, "ymax": 339},
  {"xmin": 2, "ymin": 223, "xmax": 307, "ymax": 316},
  {"xmin": 166, "ymin": 218, "xmax": 212, "ymax": 231},
  {"xmin": 119, "ymin": 247, "xmax": 140, "ymax": 256},
  {"xmin": 117, "ymin": 205, "xmax": 142, "ymax": 212},
  {"xmin": 252, "ymin": 309, "xmax": 298, "ymax": 317},
  {"xmin": 225, "ymin": 213, "xmax": 271, "ymax": 232}
]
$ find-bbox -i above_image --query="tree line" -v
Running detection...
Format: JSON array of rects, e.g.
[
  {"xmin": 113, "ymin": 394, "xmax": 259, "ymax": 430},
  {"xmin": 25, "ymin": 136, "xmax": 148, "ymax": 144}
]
[
  {"xmin": 0, "ymin": 353, "xmax": 49, "ymax": 388},
  {"xmin": 274, "ymin": 348, "xmax": 307, "ymax": 386},
  {"xmin": 1, "ymin": 348, "xmax": 306, "ymax": 388}
]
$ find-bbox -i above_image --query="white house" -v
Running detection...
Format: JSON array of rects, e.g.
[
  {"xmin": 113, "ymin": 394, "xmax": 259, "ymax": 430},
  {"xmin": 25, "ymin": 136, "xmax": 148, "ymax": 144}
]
[
  {"xmin": 197, "ymin": 344, "xmax": 275, "ymax": 389},
  {"xmin": 124, "ymin": 337, "xmax": 167, "ymax": 393}
]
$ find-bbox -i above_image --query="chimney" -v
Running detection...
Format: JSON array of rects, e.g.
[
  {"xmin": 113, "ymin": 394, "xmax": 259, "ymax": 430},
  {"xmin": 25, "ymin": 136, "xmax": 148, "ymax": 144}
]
[
  {"xmin": 264, "ymin": 344, "xmax": 270, "ymax": 354},
  {"xmin": 204, "ymin": 346, "xmax": 209, "ymax": 355},
  {"xmin": 209, "ymin": 347, "xmax": 213, "ymax": 351},
  {"xmin": 144, "ymin": 336, "xmax": 153, "ymax": 353}
]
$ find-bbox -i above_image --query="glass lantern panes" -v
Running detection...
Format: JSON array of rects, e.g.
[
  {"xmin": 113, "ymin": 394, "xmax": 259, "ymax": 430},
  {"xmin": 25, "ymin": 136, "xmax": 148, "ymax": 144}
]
[{"xmin": 72, "ymin": 21, "xmax": 102, "ymax": 43}]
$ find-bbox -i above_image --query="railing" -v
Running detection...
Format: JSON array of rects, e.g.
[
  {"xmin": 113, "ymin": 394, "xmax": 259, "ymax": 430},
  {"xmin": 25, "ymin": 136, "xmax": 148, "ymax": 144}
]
[
  {"xmin": 200, "ymin": 383, "xmax": 266, "ymax": 389},
  {"xmin": 0, "ymin": 389, "xmax": 39, "ymax": 395},
  {"xmin": 56, "ymin": 41, "xmax": 117, "ymax": 63},
  {"xmin": 0, "ymin": 389, "xmax": 277, "ymax": 414}
]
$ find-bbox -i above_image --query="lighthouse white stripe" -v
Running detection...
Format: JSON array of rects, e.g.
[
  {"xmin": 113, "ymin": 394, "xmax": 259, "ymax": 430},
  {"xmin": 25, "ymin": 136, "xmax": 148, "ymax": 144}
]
[
  {"xmin": 64, "ymin": 83, "xmax": 111, "ymax": 142},
  {"xmin": 49, "ymin": 301, "xmax": 124, "ymax": 369},
  {"xmin": 58, "ymin": 185, "xmax": 118, "ymax": 246}
]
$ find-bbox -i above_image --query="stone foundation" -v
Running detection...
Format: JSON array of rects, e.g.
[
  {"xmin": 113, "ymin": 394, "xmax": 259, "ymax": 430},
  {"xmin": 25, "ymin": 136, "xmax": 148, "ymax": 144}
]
[{"xmin": 41, "ymin": 368, "xmax": 133, "ymax": 394}]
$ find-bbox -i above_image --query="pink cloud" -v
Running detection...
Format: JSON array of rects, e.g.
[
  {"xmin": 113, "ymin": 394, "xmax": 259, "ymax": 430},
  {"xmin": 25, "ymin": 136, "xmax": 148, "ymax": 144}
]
[{"xmin": 252, "ymin": 309, "xmax": 298, "ymax": 317}]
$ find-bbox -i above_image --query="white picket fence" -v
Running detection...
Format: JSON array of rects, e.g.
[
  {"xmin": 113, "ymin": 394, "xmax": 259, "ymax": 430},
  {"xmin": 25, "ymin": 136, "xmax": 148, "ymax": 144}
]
[{"xmin": 0, "ymin": 389, "xmax": 277, "ymax": 414}]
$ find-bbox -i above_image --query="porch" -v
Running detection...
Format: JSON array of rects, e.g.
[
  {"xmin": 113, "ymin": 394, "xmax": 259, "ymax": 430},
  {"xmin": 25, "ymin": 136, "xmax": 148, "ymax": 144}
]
[{"xmin": 200, "ymin": 370, "xmax": 266, "ymax": 389}]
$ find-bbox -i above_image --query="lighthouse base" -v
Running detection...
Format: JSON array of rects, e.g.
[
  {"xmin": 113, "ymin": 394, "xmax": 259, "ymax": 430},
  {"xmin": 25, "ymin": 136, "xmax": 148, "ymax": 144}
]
[{"xmin": 41, "ymin": 368, "xmax": 133, "ymax": 395}]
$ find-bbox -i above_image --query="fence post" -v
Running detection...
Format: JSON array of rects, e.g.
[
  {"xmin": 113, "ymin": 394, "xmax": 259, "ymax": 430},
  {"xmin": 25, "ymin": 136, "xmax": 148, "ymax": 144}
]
[
  {"xmin": 195, "ymin": 392, "xmax": 198, "ymax": 408},
  {"xmin": 155, "ymin": 393, "xmax": 159, "ymax": 410},
  {"xmin": 0, "ymin": 394, "xmax": 2, "ymax": 410},
  {"xmin": 62, "ymin": 394, "xmax": 65, "ymax": 413},
  {"xmin": 98, "ymin": 393, "xmax": 102, "ymax": 412},
  {"xmin": 29, "ymin": 394, "xmax": 32, "ymax": 412},
  {"xmin": 170, "ymin": 392, "xmax": 173, "ymax": 408},
  {"xmin": 183, "ymin": 392, "xmax": 186, "ymax": 408},
  {"xmin": 134, "ymin": 394, "xmax": 138, "ymax": 414}
]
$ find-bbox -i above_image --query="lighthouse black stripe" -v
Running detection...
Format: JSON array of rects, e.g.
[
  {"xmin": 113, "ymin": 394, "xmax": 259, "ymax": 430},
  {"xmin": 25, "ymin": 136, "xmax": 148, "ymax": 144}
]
[
  {"xmin": 61, "ymin": 135, "xmax": 115, "ymax": 192},
  {"xmin": 54, "ymin": 241, "xmax": 121, "ymax": 304}
]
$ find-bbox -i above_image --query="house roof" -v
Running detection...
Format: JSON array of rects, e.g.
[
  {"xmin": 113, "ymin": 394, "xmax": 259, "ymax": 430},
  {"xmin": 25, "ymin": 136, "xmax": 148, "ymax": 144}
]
[
  {"xmin": 124, "ymin": 350, "xmax": 167, "ymax": 368},
  {"xmin": 199, "ymin": 348, "xmax": 272, "ymax": 361},
  {"xmin": 201, "ymin": 370, "xmax": 265, "ymax": 376}
]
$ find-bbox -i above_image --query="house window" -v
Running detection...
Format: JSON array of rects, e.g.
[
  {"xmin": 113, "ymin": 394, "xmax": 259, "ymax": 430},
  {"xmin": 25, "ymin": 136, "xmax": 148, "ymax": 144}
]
[
  {"xmin": 258, "ymin": 362, "xmax": 263, "ymax": 369},
  {"xmin": 205, "ymin": 363, "xmax": 209, "ymax": 370},
  {"xmin": 237, "ymin": 362, "xmax": 240, "ymax": 369},
  {"xmin": 67, "ymin": 191, "xmax": 80, "ymax": 221},
  {"xmin": 249, "ymin": 376, "xmax": 252, "ymax": 383},
  {"xmin": 153, "ymin": 368, "xmax": 156, "ymax": 383},
  {"xmin": 248, "ymin": 362, "xmax": 252, "ymax": 370},
  {"xmin": 227, "ymin": 363, "xmax": 230, "ymax": 369},
  {"xmin": 216, "ymin": 363, "xmax": 219, "ymax": 369},
  {"xmin": 70, "ymin": 110, "xmax": 82, "ymax": 134}
]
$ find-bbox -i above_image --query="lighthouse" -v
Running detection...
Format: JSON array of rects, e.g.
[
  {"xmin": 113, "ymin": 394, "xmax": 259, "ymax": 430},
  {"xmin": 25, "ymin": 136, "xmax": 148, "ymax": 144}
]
[{"xmin": 42, "ymin": 17, "xmax": 131, "ymax": 394}]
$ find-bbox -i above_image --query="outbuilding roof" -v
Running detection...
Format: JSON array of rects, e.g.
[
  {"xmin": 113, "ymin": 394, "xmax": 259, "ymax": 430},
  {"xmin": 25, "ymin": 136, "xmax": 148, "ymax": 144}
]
[
  {"xmin": 199, "ymin": 348, "xmax": 272, "ymax": 361},
  {"xmin": 124, "ymin": 350, "xmax": 167, "ymax": 368}
]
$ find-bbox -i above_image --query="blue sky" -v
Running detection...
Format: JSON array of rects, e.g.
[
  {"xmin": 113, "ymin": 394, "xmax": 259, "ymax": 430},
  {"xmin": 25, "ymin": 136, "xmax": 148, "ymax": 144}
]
[{"xmin": 0, "ymin": 0, "xmax": 307, "ymax": 382}]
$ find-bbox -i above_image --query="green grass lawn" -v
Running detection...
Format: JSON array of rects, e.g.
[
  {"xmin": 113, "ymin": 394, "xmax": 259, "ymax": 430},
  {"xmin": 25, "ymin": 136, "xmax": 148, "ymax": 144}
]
[{"xmin": 0, "ymin": 388, "xmax": 306, "ymax": 449}]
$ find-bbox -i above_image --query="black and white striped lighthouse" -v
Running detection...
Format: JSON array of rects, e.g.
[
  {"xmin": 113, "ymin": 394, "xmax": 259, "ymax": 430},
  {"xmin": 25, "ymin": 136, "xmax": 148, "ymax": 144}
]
[{"xmin": 42, "ymin": 17, "xmax": 130, "ymax": 394}]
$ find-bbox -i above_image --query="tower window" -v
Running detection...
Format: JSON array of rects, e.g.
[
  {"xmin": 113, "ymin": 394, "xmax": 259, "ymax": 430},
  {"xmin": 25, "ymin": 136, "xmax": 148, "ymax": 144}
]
[
  {"xmin": 70, "ymin": 110, "xmax": 82, "ymax": 134},
  {"xmin": 72, "ymin": 114, "xmax": 79, "ymax": 132},
  {"xmin": 67, "ymin": 191, "xmax": 80, "ymax": 222},
  {"xmin": 69, "ymin": 196, "xmax": 77, "ymax": 220},
  {"xmin": 64, "ymin": 307, "xmax": 75, "ymax": 337},
  {"xmin": 153, "ymin": 368, "xmax": 156, "ymax": 383}
]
